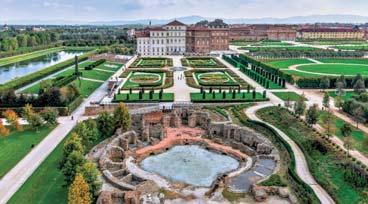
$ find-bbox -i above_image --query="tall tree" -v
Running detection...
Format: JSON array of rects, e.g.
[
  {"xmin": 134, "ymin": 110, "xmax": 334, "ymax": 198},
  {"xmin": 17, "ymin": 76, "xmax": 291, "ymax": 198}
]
[
  {"xmin": 62, "ymin": 150, "xmax": 86, "ymax": 185},
  {"xmin": 306, "ymin": 104, "xmax": 319, "ymax": 127},
  {"xmin": 114, "ymin": 103, "xmax": 131, "ymax": 132},
  {"xmin": 322, "ymin": 92, "xmax": 330, "ymax": 109},
  {"xmin": 294, "ymin": 94, "xmax": 306, "ymax": 117},
  {"xmin": 74, "ymin": 119, "xmax": 99, "ymax": 148},
  {"xmin": 340, "ymin": 122, "xmax": 352, "ymax": 138},
  {"xmin": 22, "ymin": 104, "xmax": 43, "ymax": 132},
  {"xmin": 60, "ymin": 133, "xmax": 84, "ymax": 169},
  {"xmin": 353, "ymin": 78, "xmax": 366, "ymax": 94},
  {"xmin": 334, "ymin": 95, "xmax": 343, "ymax": 110},
  {"xmin": 3, "ymin": 109, "xmax": 22, "ymax": 131},
  {"xmin": 68, "ymin": 173, "xmax": 91, "ymax": 204},
  {"xmin": 97, "ymin": 112, "xmax": 115, "ymax": 137},
  {"xmin": 319, "ymin": 76, "xmax": 330, "ymax": 91},
  {"xmin": 320, "ymin": 109, "xmax": 336, "ymax": 136},
  {"xmin": 352, "ymin": 105, "xmax": 365, "ymax": 128},
  {"xmin": 77, "ymin": 161, "xmax": 101, "ymax": 197},
  {"xmin": 40, "ymin": 108, "xmax": 58, "ymax": 125},
  {"xmin": 0, "ymin": 120, "xmax": 10, "ymax": 137}
]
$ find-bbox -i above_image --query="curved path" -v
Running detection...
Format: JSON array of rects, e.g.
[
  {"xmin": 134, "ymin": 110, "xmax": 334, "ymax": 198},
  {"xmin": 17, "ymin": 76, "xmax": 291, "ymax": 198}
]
[{"xmin": 245, "ymin": 103, "xmax": 335, "ymax": 204}]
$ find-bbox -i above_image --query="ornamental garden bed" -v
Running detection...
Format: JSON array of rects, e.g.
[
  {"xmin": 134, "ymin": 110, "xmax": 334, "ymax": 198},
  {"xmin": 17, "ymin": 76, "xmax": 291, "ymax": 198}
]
[
  {"xmin": 194, "ymin": 71, "xmax": 239, "ymax": 87},
  {"xmin": 130, "ymin": 57, "xmax": 173, "ymax": 68},
  {"xmin": 121, "ymin": 69, "xmax": 173, "ymax": 90},
  {"xmin": 185, "ymin": 69, "xmax": 249, "ymax": 90},
  {"xmin": 181, "ymin": 57, "xmax": 225, "ymax": 68}
]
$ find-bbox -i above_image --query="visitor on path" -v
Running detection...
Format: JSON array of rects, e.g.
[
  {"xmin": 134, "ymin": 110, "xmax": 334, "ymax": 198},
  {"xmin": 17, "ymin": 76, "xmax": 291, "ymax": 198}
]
[{"xmin": 71, "ymin": 116, "xmax": 74, "ymax": 120}]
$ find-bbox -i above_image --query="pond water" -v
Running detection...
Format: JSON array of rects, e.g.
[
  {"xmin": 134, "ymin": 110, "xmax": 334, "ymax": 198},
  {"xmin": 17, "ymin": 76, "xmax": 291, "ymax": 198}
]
[
  {"xmin": 140, "ymin": 145, "xmax": 239, "ymax": 187},
  {"xmin": 0, "ymin": 50, "xmax": 85, "ymax": 84}
]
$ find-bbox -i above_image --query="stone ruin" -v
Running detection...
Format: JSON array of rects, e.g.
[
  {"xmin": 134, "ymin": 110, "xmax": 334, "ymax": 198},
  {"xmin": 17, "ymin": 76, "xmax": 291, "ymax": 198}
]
[{"xmin": 94, "ymin": 107, "xmax": 284, "ymax": 204}]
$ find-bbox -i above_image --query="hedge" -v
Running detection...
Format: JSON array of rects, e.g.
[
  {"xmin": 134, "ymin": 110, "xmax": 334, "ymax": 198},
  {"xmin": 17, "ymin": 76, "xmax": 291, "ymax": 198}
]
[
  {"xmin": 239, "ymin": 54, "xmax": 294, "ymax": 83},
  {"xmin": 53, "ymin": 75, "xmax": 77, "ymax": 88},
  {"xmin": 248, "ymin": 120, "xmax": 320, "ymax": 204},
  {"xmin": 0, "ymin": 50, "xmax": 97, "ymax": 93},
  {"xmin": 85, "ymin": 59, "xmax": 106, "ymax": 70},
  {"xmin": 296, "ymin": 77, "xmax": 368, "ymax": 89}
]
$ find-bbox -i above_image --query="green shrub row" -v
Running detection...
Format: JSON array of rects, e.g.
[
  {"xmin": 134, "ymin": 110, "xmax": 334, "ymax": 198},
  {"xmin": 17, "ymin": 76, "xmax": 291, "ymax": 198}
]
[
  {"xmin": 53, "ymin": 75, "xmax": 77, "ymax": 88},
  {"xmin": 296, "ymin": 77, "xmax": 368, "ymax": 89},
  {"xmin": 239, "ymin": 54, "xmax": 294, "ymax": 83},
  {"xmin": 0, "ymin": 50, "xmax": 96, "ymax": 93},
  {"xmin": 84, "ymin": 59, "xmax": 106, "ymax": 70},
  {"xmin": 222, "ymin": 55, "xmax": 245, "ymax": 69}
]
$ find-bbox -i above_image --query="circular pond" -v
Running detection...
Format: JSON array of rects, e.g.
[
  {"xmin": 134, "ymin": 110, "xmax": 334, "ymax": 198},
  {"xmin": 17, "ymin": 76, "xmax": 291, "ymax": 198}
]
[
  {"xmin": 198, "ymin": 72, "xmax": 230, "ymax": 83},
  {"xmin": 140, "ymin": 145, "xmax": 239, "ymax": 187}
]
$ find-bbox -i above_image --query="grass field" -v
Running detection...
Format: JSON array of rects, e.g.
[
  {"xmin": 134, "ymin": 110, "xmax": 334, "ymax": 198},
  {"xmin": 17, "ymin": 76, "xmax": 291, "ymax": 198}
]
[
  {"xmin": 0, "ymin": 126, "xmax": 55, "ymax": 179},
  {"xmin": 329, "ymin": 91, "xmax": 356, "ymax": 101},
  {"xmin": 272, "ymin": 92, "xmax": 303, "ymax": 101},
  {"xmin": 0, "ymin": 47, "xmax": 63, "ymax": 67},
  {"xmin": 190, "ymin": 92, "xmax": 266, "ymax": 102},
  {"xmin": 21, "ymin": 61, "xmax": 116, "ymax": 97},
  {"xmin": 318, "ymin": 111, "xmax": 368, "ymax": 157},
  {"xmin": 9, "ymin": 126, "xmax": 104, "ymax": 204},
  {"xmin": 257, "ymin": 107, "xmax": 365, "ymax": 203},
  {"xmin": 318, "ymin": 58, "xmax": 368, "ymax": 65},
  {"xmin": 122, "ymin": 72, "xmax": 164, "ymax": 89},
  {"xmin": 296, "ymin": 63, "xmax": 368, "ymax": 76},
  {"xmin": 114, "ymin": 93, "xmax": 174, "ymax": 102},
  {"xmin": 265, "ymin": 59, "xmax": 314, "ymax": 69}
]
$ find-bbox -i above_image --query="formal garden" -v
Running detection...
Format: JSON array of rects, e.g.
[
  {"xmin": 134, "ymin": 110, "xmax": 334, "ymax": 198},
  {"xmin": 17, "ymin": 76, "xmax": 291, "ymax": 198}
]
[
  {"xmin": 120, "ymin": 69, "xmax": 173, "ymax": 90},
  {"xmin": 181, "ymin": 57, "xmax": 225, "ymax": 68},
  {"xmin": 185, "ymin": 69, "xmax": 249, "ymax": 90},
  {"xmin": 130, "ymin": 57, "xmax": 173, "ymax": 68}
]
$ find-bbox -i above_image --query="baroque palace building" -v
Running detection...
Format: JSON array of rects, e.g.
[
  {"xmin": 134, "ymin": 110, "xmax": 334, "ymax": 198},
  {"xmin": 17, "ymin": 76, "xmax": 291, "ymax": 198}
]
[
  {"xmin": 136, "ymin": 19, "xmax": 229, "ymax": 56},
  {"xmin": 297, "ymin": 28, "xmax": 365, "ymax": 40}
]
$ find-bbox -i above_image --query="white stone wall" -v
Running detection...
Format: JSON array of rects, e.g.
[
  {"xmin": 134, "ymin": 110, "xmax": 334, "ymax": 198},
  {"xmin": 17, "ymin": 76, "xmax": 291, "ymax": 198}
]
[
  {"xmin": 164, "ymin": 25, "xmax": 186, "ymax": 55},
  {"xmin": 137, "ymin": 37, "xmax": 150, "ymax": 56}
]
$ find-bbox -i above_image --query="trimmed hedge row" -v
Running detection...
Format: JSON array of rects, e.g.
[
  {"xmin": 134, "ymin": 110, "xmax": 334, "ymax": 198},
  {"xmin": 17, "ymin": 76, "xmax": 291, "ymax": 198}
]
[
  {"xmin": 181, "ymin": 57, "xmax": 226, "ymax": 68},
  {"xmin": 239, "ymin": 54, "xmax": 294, "ymax": 83},
  {"xmin": 0, "ymin": 95, "xmax": 84, "ymax": 116},
  {"xmin": 0, "ymin": 50, "xmax": 97, "ymax": 93},
  {"xmin": 248, "ymin": 120, "xmax": 320, "ymax": 204},
  {"xmin": 296, "ymin": 77, "xmax": 368, "ymax": 89},
  {"xmin": 53, "ymin": 75, "xmax": 77, "ymax": 88},
  {"xmin": 85, "ymin": 59, "xmax": 106, "ymax": 70},
  {"xmin": 222, "ymin": 55, "xmax": 245, "ymax": 69}
]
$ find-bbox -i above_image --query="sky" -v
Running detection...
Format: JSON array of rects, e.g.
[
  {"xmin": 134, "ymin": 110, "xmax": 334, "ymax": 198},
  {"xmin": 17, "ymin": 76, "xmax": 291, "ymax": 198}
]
[{"xmin": 0, "ymin": 0, "xmax": 368, "ymax": 22}]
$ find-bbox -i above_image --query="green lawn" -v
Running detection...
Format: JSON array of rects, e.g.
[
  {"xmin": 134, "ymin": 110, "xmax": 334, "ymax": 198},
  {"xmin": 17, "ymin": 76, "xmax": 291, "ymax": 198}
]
[
  {"xmin": 257, "ymin": 107, "xmax": 366, "ymax": 203},
  {"xmin": 9, "ymin": 125, "xmax": 104, "ymax": 204},
  {"xmin": 318, "ymin": 111, "xmax": 368, "ymax": 157},
  {"xmin": 296, "ymin": 63, "xmax": 368, "ymax": 76},
  {"xmin": 329, "ymin": 91, "xmax": 356, "ymax": 101},
  {"xmin": 266, "ymin": 59, "xmax": 315, "ymax": 69},
  {"xmin": 272, "ymin": 92, "xmax": 303, "ymax": 101},
  {"xmin": 282, "ymin": 70, "xmax": 323, "ymax": 78},
  {"xmin": 0, "ymin": 47, "xmax": 63, "ymax": 66},
  {"xmin": 57, "ymin": 68, "xmax": 112, "ymax": 81},
  {"xmin": 20, "ymin": 61, "xmax": 108, "ymax": 97},
  {"xmin": 0, "ymin": 126, "xmax": 55, "ymax": 178},
  {"xmin": 114, "ymin": 93, "xmax": 174, "ymax": 102},
  {"xmin": 122, "ymin": 72, "xmax": 164, "ymax": 89},
  {"xmin": 21, "ymin": 78, "xmax": 54, "ymax": 94},
  {"xmin": 190, "ymin": 92, "xmax": 267, "ymax": 102},
  {"xmin": 318, "ymin": 58, "xmax": 368, "ymax": 65},
  {"xmin": 70, "ymin": 79, "xmax": 103, "ymax": 98},
  {"xmin": 95, "ymin": 62, "xmax": 123, "ymax": 71}
]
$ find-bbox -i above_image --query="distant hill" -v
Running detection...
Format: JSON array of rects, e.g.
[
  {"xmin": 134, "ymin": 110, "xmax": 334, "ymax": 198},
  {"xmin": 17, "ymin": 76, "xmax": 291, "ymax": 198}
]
[{"xmin": 5, "ymin": 14, "xmax": 368, "ymax": 25}]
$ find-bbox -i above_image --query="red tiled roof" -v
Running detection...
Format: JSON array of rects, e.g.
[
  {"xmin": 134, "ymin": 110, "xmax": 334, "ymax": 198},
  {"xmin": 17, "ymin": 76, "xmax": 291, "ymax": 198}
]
[
  {"xmin": 165, "ymin": 20, "xmax": 186, "ymax": 26},
  {"xmin": 299, "ymin": 28, "xmax": 362, "ymax": 33}
]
